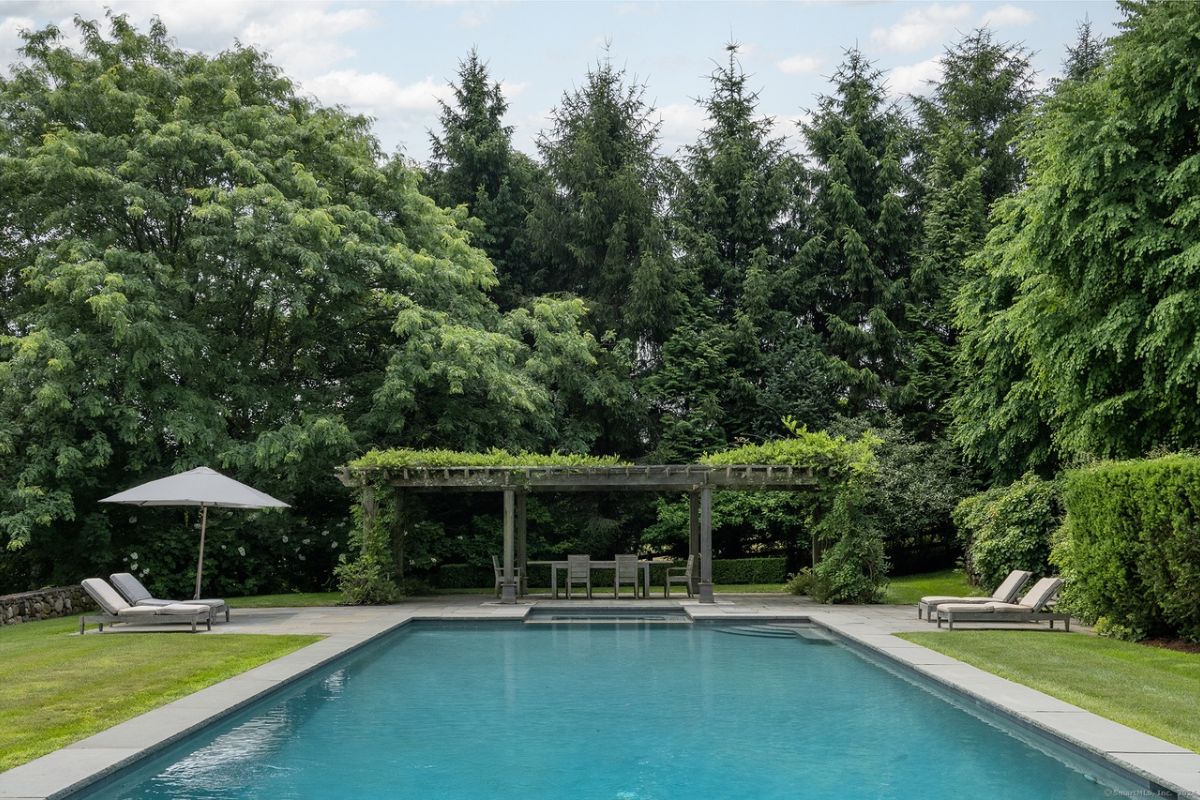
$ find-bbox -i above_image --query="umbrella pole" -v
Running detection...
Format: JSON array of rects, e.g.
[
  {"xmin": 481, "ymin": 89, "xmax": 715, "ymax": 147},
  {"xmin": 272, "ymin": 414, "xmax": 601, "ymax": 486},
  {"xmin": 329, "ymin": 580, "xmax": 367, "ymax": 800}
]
[{"xmin": 194, "ymin": 505, "xmax": 208, "ymax": 601}]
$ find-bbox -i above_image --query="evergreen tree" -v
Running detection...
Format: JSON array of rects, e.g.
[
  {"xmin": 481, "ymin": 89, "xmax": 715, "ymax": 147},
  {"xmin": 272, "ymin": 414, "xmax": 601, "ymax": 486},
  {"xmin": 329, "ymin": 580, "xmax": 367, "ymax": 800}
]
[
  {"xmin": 917, "ymin": 29, "xmax": 1035, "ymax": 205},
  {"xmin": 902, "ymin": 29, "xmax": 1035, "ymax": 441},
  {"xmin": 898, "ymin": 122, "xmax": 986, "ymax": 438},
  {"xmin": 676, "ymin": 44, "xmax": 799, "ymax": 318},
  {"xmin": 650, "ymin": 45, "xmax": 829, "ymax": 449},
  {"xmin": 426, "ymin": 49, "xmax": 542, "ymax": 307},
  {"xmin": 1061, "ymin": 17, "xmax": 1107, "ymax": 83},
  {"xmin": 801, "ymin": 49, "xmax": 918, "ymax": 418},
  {"xmin": 527, "ymin": 56, "xmax": 676, "ymax": 344}
]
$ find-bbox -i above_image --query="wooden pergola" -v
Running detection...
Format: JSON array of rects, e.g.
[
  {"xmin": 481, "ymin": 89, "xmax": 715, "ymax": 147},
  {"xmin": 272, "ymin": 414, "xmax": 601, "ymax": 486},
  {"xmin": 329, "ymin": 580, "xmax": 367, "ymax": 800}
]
[{"xmin": 336, "ymin": 463, "xmax": 821, "ymax": 604}]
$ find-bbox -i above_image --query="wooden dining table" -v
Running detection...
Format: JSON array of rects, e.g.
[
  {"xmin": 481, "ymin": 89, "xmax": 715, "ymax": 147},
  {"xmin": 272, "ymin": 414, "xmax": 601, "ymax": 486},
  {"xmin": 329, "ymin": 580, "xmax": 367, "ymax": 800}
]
[{"xmin": 525, "ymin": 559, "xmax": 674, "ymax": 598}]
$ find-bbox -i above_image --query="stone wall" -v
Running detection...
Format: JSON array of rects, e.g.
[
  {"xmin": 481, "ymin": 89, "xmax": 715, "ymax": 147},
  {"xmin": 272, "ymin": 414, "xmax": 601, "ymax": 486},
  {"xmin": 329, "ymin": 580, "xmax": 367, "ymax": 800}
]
[{"xmin": 0, "ymin": 585, "xmax": 96, "ymax": 625}]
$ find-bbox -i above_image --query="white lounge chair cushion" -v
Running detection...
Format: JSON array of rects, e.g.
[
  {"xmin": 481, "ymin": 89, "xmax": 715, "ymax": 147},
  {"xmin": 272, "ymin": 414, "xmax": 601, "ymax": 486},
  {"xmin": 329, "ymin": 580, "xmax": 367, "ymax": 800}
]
[
  {"xmin": 114, "ymin": 605, "xmax": 162, "ymax": 618},
  {"xmin": 1015, "ymin": 577, "xmax": 1064, "ymax": 611},
  {"xmin": 82, "ymin": 578, "xmax": 132, "ymax": 615},
  {"xmin": 137, "ymin": 597, "xmax": 226, "ymax": 609},
  {"xmin": 982, "ymin": 601, "xmax": 1035, "ymax": 612},
  {"xmin": 920, "ymin": 595, "xmax": 990, "ymax": 605},
  {"xmin": 109, "ymin": 572, "xmax": 154, "ymax": 603},
  {"xmin": 154, "ymin": 603, "xmax": 212, "ymax": 616},
  {"xmin": 992, "ymin": 570, "xmax": 1033, "ymax": 602},
  {"xmin": 111, "ymin": 572, "xmax": 226, "ymax": 610},
  {"xmin": 938, "ymin": 603, "xmax": 998, "ymax": 614}
]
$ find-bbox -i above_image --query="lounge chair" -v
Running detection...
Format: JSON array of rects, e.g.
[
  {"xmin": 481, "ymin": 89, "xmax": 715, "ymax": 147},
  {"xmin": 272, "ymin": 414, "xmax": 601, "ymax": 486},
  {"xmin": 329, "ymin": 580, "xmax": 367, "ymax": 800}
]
[
  {"xmin": 79, "ymin": 578, "xmax": 213, "ymax": 634},
  {"xmin": 491, "ymin": 556, "xmax": 523, "ymax": 598},
  {"xmin": 936, "ymin": 577, "xmax": 1069, "ymax": 631},
  {"xmin": 917, "ymin": 569, "xmax": 1032, "ymax": 620},
  {"xmin": 566, "ymin": 554, "xmax": 591, "ymax": 599},
  {"xmin": 614, "ymin": 554, "xmax": 640, "ymax": 598},
  {"xmin": 664, "ymin": 555, "xmax": 695, "ymax": 598},
  {"xmin": 111, "ymin": 572, "xmax": 230, "ymax": 622}
]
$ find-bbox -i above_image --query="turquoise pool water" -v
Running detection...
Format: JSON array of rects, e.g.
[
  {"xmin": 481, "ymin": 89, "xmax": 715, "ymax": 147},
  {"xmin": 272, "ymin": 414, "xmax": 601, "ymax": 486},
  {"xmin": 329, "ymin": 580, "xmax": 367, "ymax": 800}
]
[{"xmin": 81, "ymin": 622, "xmax": 1141, "ymax": 799}]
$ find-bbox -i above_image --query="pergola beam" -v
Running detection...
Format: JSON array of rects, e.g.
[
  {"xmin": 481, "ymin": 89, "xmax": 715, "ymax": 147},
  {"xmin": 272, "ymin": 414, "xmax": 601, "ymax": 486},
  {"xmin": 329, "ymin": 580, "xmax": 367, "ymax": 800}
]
[{"xmin": 337, "ymin": 464, "xmax": 817, "ymax": 493}]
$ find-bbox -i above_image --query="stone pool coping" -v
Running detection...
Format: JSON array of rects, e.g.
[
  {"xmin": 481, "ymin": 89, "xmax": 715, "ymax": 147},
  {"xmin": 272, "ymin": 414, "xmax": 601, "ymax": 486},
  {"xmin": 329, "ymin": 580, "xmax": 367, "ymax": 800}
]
[{"xmin": 0, "ymin": 597, "xmax": 1196, "ymax": 799}]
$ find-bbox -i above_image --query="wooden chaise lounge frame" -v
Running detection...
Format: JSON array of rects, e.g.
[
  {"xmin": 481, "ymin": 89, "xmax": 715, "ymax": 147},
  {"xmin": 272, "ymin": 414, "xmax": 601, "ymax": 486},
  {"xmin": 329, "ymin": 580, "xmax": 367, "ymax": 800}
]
[
  {"xmin": 79, "ymin": 578, "xmax": 213, "ymax": 634},
  {"xmin": 936, "ymin": 577, "xmax": 1071, "ymax": 631}
]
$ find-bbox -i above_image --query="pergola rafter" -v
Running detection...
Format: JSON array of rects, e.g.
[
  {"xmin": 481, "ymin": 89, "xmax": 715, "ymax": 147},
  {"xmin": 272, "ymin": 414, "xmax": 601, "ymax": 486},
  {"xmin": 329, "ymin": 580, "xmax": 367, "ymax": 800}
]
[{"xmin": 337, "ymin": 463, "xmax": 822, "ymax": 604}]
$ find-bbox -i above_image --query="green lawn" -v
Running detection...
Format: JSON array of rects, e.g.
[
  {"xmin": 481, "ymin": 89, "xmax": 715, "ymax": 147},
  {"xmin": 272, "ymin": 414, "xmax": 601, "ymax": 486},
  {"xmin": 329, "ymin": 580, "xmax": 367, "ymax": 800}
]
[
  {"xmin": 900, "ymin": 630, "xmax": 1200, "ymax": 753},
  {"xmin": 0, "ymin": 616, "xmax": 319, "ymax": 772},
  {"xmin": 885, "ymin": 569, "xmax": 979, "ymax": 605}
]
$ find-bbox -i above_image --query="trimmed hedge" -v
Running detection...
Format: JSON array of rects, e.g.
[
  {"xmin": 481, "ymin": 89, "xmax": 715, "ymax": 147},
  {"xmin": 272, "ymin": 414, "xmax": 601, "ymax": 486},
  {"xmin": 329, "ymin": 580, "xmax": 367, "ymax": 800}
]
[
  {"xmin": 433, "ymin": 557, "xmax": 786, "ymax": 589},
  {"xmin": 1055, "ymin": 455, "xmax": 1200, "ymax": 642},
  {"xmin": 711, "ymin": 557, "xmax": 786, "ymax": 584}
]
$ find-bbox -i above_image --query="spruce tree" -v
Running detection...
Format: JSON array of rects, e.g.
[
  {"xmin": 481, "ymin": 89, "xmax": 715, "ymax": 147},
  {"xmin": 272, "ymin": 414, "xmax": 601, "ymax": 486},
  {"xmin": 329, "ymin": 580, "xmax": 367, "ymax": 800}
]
[
  {"xmin": 1061, "ymin": 17, "xmax": 1107, "ymax": 83},
  {"xmin": 527, "ymin": 56, "xmax": 675, "ymax": 344},
  {"xmin": 917, "ymin": 29, "xmax": 1035, "ymax": 205},
  {"xmin": 902, "ymin": 29, "xmax": 1035, "ymax": 441},
  {"xmin": 427, "ymin": 49, "xmax": 542, "ymax": 307},
  {"xmin": 802, "ymin": 49, "xmax": 917, "ymax": 418},
  {"xmin": 651, "ymin": 45, "xmax": 826, "ymax": 447}
]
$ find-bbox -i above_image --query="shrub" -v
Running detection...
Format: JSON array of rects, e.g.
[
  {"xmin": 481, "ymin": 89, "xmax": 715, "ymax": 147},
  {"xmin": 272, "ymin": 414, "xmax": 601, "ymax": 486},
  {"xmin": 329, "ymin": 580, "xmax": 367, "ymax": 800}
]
[
  {"xmin": 784, "ymin": 568, "xmax": 816, "ymax": 597},
  {"xmin": 826, "ymin": 417, "xmax": 971, "ymax": 575},
  {"xmin": 953, "ymin": 473, "xmax": 1061, "ymax": 590},
  {"xmin": 333, "ymin": 554, "xmax": 399, "ymax": 605},
  {"xmin": 1054, "ymin": 454, "xmax": 1200, "ymax": 642}
]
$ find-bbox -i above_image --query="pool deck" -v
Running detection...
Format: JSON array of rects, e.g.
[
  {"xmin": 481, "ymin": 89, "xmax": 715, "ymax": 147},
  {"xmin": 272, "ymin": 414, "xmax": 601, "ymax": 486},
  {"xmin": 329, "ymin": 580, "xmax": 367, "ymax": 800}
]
[{"xmin": 1, "ymin": 594, "xmax": 1197, "ymax": 799}]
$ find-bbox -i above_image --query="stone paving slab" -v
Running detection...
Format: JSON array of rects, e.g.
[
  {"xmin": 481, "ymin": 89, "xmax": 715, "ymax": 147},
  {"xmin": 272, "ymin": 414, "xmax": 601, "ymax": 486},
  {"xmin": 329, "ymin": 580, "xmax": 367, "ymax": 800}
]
[{"xmin": 2, "ymin": 596, "xmax": 1196, "ymax": 799}]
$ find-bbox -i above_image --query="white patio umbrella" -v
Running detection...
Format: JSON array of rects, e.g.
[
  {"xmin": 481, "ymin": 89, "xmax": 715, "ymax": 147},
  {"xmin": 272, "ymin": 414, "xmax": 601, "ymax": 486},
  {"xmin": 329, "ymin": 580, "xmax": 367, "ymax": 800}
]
[{"xmin": 100, "ymin": 467, "xmax": 289, "ymax": 599}]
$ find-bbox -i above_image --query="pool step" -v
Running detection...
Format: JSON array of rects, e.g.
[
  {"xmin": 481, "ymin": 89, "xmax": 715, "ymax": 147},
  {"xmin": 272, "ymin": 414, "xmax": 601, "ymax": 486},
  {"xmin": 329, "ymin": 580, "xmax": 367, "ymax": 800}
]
[
  {"xmin": 718, "ymin": 625, "xmax": 832, "ymax": 641},
  {"xmin": 525, "ymin": 615, "xmax": 691, "ymax": 625}
]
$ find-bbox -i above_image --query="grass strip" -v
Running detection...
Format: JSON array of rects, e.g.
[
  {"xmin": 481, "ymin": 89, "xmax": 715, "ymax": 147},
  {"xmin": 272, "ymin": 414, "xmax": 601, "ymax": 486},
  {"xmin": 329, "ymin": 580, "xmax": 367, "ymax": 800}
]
[
  {"xmin": 0, "ymin": 617, "xmax": 319, "ymax": 771},
  {"xmin": 899, "ymin": 630, "xmax": 1200, "ymax": 753}
]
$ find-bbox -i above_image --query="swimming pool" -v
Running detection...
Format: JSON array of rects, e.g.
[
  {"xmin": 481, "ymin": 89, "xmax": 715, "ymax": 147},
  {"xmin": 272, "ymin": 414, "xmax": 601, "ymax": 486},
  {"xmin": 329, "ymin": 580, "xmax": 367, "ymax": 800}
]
[{"xmin": 79, "ymin": 621, "xmax": 1146, "ymax": 799}]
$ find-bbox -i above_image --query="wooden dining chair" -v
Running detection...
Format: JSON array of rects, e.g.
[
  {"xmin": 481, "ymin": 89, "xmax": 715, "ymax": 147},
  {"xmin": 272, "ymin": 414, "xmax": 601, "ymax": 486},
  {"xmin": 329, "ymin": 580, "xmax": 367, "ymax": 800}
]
[
  {"xmin": 614, "ymin": 554, "xmax": 640, "ymax": 599},
  {"xmin": 665, "ymin": 554, "xmax": 695, "ymax": 598},
  {"xmin": 566, "ymin": 554, "xmax": 591, "ymax": 599}
]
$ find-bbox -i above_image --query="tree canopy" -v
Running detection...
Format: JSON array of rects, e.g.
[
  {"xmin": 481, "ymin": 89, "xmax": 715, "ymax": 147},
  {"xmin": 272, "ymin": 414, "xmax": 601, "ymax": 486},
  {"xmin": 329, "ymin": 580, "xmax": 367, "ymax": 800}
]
[
  {"xmin": 0, "ymin": 15, "xmax": 622, "ymax": 586},
  {"xmin": 4, "ymin": 4, "xmax": 1195, "ymax": 603},
  {"xmin": 952, "ymin": 0, "xmax": 1200, "ymax": 474}
]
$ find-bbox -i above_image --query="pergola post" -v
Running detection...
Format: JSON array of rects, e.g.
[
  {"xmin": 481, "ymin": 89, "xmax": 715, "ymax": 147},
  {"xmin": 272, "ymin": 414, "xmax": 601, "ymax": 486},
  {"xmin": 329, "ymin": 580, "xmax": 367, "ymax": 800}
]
[
  {"xmin": 698, "ymin": 487, "xmax": 714, "ymax": 603},
  {"xmin": 688, "ymin": 490, "xmax": 700, "ymax": 595},
  {"xmin": 359, "ymin": 486, "xmax": 377, "ymax": 556},
  {"xmin": 391, "ymin": 488, "xmax": 405, "ymax": 581},
  {"xmin": 501, "ymin": 488, "xmax": 517, "ymax": 603},
  {"xmin": 515, "ymin": 491, "xmax": 528, "ymax": 596}
]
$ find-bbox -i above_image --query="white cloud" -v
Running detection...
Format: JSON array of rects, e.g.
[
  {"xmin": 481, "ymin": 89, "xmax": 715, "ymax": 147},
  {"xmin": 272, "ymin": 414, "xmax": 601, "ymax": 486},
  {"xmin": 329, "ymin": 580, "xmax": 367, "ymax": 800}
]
[
  {"xmin": 656, "ymin": 101, "xmax": 709, "ymax": 153},
  {"xmin": 772, "ymin": 111, "xmax": 811, "ymax": 148},
  {"xmin": 457, "ymin": 8, "xmax": 487, "ymax": 28},
  {"xmin": 240, "ymin": 8, "xmax": 372, "ymax": 78},
  {"xmin": 776, "ymin": 53, "xmax": 822, "ymax": 75},
  {"xmin": 303, "ymin": 72, "xmax": 447, "ymax": 116},
  {"xmin": 501, "ymin": 80, "xmax": 528, "ymax": 99},
  {"xmin": 887, "ymin": 56, "xmax": 943, "ymax": 96},
  {"xmin": 869, "ymin": 3, "xmax": 971, "ymax": 53},
  {"xmin": 980, "ymin": 4, "xmax": 1035, "ymax": 28},
  {"xmin": 0, "ymin": 16, "xmax": 35, "ymax": 74}
]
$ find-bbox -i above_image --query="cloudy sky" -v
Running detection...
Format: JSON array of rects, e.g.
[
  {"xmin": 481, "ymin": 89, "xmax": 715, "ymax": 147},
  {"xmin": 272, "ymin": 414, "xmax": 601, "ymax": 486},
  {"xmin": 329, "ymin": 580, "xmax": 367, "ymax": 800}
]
[{"xmin": 0, "ymin": 1, "xmax": 1123, "ymax": 162}]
